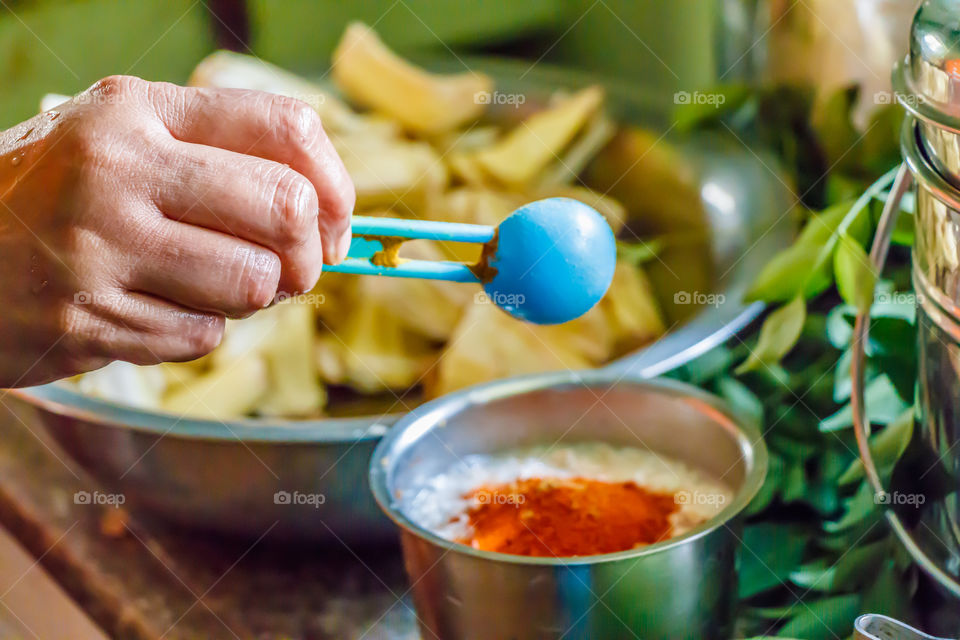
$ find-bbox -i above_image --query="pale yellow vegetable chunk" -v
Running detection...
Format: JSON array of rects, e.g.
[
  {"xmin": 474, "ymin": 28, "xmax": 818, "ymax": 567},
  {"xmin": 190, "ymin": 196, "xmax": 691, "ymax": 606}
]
[
  {"xmin": 320, "ymin": 296, "xmax": 434, "ymax": 393},
  {"xmin": 359, "ymin": 242, "xmax": 473, "ymax": 341},
  {"xmin": 601, "ymin": 261, "xmax": 666, "ymax": 356},
  {"xmin": 163, "ymin": 357, "xmax": 268, "ymax": 420},
  {"xmin": 538, "ymin": 112, "xmax": 616, "ymax": 187},
  {"xmin": 258, "ymin": 303, "xmax": 325, "ymax": 417},
  {"xmin": 426, "ymin": 189, "xmax": 526, "ymax": 262},
  {"xmin": 332, "ymin": 22, "xmax": 493, "ymax": 135},
  {"xmin": 333, "ymin": 134, "xmax": 447, "ymax": 215},
  {"xmin": 446, "ymin": 152, "xmax": 491, "ymax": 188},
  {"xmin": 471, "ymin": 86, "xmax": 604, "ymax": 187},
  {"xmin": 429, "ymin": 303, "xmax": 607, "ymax": 397}
]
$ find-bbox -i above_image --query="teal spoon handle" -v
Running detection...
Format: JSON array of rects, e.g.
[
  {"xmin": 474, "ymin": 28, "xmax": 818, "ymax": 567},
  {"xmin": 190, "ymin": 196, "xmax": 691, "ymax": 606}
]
[{"xmin": 325, "ymin": 215, "xmax": 493, "ymax": 282}]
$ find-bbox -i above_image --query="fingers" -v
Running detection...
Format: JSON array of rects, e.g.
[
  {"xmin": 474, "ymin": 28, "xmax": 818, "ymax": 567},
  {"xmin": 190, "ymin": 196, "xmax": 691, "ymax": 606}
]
[
  {"xmin": 127, "ymin": 218, "xmax": 281, "ymax": 318},
  {"xmin": 146, "ymin": 83, "xmax": 355, "ymax": 264},
  {"xmin": 64, "ymin": 292, "xmax": 225, "ymax": 366},
  {"xmin": 155, "ymin": 142, "xmax": 323, "ymax": 295}
]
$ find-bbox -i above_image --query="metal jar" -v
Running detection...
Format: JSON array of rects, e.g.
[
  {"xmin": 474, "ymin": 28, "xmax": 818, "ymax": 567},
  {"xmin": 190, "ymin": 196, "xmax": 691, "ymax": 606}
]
[
  {"xmin": 369, "ymin": 371, "xmax": 766, "ymax": 640},
  {"xmin": 853, "ymin": 0, "xmax": 960, "ymax": 604}
]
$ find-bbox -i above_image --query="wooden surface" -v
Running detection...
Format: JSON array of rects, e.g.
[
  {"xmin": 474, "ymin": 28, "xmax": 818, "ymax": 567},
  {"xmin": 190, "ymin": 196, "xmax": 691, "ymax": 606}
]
[
  {"xmin": 0, "ymin": 397, "xmax": 419, "ymax": 640},
  {"xmin": 0, "ymin": 524, "xmax": 108, "ymax": 640}
]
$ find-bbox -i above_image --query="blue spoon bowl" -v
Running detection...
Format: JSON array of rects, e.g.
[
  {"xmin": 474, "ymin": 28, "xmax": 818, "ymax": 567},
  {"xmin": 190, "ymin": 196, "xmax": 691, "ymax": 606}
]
[{"xmin": 484, "ymin": 197, "xmax": 617, "ymax": 325}]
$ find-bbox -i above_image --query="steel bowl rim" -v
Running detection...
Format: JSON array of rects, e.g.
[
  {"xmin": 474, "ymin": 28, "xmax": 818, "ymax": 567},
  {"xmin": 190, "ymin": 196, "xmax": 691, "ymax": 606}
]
[
  {"xmin": 5, "ymin": 385, "xmax": 397, "ymax": 443},
  {"xmin": 368, "ymin": 369, "xmax": 768, "ymax": 566}
]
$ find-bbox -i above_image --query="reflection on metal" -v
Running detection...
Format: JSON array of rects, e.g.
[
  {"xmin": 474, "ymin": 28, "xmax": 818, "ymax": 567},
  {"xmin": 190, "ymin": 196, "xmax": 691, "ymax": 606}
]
[{"xmin": 855, "ymin": 614, "xmax": 953, "ymax": 640}]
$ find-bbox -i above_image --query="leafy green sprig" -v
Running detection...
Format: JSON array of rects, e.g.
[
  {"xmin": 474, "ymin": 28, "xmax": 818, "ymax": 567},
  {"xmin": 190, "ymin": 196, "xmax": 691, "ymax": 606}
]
[
  {"xmin": 669, "ymin": 82, "xmax": 938, "ymax": 638},
  {"xmin": 670, "ymin": 246, "xmax": 920, "ymax": 637}
]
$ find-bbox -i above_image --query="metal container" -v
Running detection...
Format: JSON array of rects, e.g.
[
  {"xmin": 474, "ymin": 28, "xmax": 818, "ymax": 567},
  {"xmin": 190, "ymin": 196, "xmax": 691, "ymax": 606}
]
[
  {"xmin": 854, "ymin": 0, "xmax": 960, "ymax": 608},
  {"xmin": 6, "ymin": 58, "xmax": 792, "ymax": 542},
  {"xmin": 369, "ymin": 371, "xmax": 767, "ymax": 640}
]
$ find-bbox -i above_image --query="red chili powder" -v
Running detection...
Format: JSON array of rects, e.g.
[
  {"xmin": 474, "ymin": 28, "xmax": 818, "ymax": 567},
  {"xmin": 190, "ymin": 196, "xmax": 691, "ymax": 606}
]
[{"xmin": 457, "ymin": 476, "xmax": 679, "ymax": 557}]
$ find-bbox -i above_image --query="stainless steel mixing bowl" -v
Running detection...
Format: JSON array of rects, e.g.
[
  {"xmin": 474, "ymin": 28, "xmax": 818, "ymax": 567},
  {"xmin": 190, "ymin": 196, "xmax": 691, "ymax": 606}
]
[
  {"xmin": 8, "ymin": 59, "xmax": 792, "ymax": 541},
  {"xmin": 370, "ymin": 371, "xmax": 767, "ymax": 640}
]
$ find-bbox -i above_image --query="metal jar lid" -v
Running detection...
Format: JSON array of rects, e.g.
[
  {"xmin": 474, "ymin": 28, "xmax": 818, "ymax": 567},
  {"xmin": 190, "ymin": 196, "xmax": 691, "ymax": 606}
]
[
  {"xmin": 897, "ymin": 1, "xmax": 960, "ymax": 187},
  {"xmin": 910, "ymin": 0, "xmax": 960, "ymax": 110},
  {"xmin": 895, "ymin": 1, "xmax": 960, "ymax": 128}
]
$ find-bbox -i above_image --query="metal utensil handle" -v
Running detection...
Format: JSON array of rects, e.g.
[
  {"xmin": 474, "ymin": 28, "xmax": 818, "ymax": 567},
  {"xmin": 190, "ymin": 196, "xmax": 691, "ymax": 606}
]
[
  {"xmin": 855, "ymin": 614, "xmax": 954, "ymax": 640},
  {"xmin": 851, "ymin": 163, "xmax": 960, "ymax": 600}
]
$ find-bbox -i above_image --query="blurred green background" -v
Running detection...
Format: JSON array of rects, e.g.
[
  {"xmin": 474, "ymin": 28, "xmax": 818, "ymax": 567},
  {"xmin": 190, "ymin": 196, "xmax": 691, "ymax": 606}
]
[{"xmin": 0, "ymin": 0, "xmax": 753, "ymax": 127}]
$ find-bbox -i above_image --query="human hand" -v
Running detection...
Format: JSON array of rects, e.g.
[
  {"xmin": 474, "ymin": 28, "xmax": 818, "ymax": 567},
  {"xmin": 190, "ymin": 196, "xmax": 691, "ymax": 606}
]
[{"xmin": 0, "ymin": 75, "xmax": 354, "ymax": 387}]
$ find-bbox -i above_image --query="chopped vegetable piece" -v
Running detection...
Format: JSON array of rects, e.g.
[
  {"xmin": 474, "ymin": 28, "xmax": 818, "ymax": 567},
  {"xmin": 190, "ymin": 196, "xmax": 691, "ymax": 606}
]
[
  {"xmin": 471, "ymin": 86, "xmax": 605, "ymax": 187},
  {"xmin": 332, "ymin": 22, "xmax": 492, "ymax": 135}
]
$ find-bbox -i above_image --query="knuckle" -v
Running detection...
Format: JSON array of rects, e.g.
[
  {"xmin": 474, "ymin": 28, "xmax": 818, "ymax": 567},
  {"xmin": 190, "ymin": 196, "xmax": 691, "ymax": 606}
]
[
  {"xmin": 268, "ymin": 166, "xmax": 317, "ymax": 245},
  {"xmin": 234, "ymin": 247, "xmax": 281, "ymax": 312},
  {"xmin": 58, "ymin": 224, "xmax": 91, "ymax": 256},
  {"xmin": 145, "ymin": 80, "xmax": 191, "ymax": 117},
  {"xmin": 272, "ymin": 96, "xmax": 324, "ymax": 148},
  {"xmin": 181, "ymin": 315, "xmax": 224, "ymax": 357},
  {"xmin": 85, "ymin": 75, "xmax": 140, "ymax": 104}
]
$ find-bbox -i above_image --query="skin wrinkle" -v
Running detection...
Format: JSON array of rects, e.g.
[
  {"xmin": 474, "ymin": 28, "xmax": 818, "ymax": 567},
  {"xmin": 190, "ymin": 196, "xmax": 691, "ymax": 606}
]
[
  {"xmin": 270, "ymin": 98, "xmax": 351, "ymax": 263},
  {"xmin": 233, "ymin": 243, "xmax": 281, "ymax": 309},
  {"xmin": 313, "ymin": 127, "xmax": 355, "ymax": 260},
  {"xmin": 155, "ymin": 141, "xmax": 325, "ymax": 294},
  {"xmin": 156, "ymin": 86, "xmax": 352, "ymax": 265},
  {"xmin": 0, "ymin": 75, "xmax": 354, "ymax": 387}
]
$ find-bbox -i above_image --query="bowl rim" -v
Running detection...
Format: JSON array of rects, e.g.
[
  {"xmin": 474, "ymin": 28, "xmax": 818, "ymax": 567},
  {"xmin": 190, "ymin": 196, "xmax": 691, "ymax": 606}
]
[
  {"xmin": 5, "ymin": 385, "xmax": 397, "ymax": 442},
  {"xmin": 368, "ymin": 369, "xmax": 768, "ymax": 566}
]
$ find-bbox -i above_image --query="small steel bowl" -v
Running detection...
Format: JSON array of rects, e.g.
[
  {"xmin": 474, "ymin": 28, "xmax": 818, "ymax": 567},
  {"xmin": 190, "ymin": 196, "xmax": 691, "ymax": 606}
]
[{"xmin": 370, "ymin": 370, "xmax": 767, "ymax": 640}]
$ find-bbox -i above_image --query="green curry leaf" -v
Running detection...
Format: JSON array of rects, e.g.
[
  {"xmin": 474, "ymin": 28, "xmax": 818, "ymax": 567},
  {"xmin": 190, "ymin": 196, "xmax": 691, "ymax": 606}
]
[
  {"xmin": 839, "ymin": 409, "xmax": 914, "ymax": 485},
  {"xmin": 833, "ymin": 233, "xmax": 876, "ymax": 314},
  {"xmin": 736, "ymin": 295, "xmax": 806, "ymax": 374}
]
